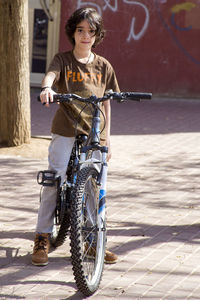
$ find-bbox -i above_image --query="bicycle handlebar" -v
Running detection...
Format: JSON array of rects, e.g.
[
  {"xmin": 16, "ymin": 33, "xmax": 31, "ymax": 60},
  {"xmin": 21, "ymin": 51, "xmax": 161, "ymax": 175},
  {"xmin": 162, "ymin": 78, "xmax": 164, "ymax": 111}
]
[
  {"xmin": 109, "ymin": 92, "xmax": 152, "ymax": 101},
  {"xmin": 37, "ymin": 91, "xmax": 152, "ymax": 104}
]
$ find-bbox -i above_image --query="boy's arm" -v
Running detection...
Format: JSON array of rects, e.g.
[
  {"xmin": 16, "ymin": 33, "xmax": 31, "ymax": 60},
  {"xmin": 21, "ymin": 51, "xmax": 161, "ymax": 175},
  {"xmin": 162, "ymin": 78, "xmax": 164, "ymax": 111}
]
[
  {"xmin": 103, "ymin": 100, "xmax": 111, "ymax": 161},
  {"xmin": 40, "ymin": 71, "xmax": 56, "ymax": 106}
]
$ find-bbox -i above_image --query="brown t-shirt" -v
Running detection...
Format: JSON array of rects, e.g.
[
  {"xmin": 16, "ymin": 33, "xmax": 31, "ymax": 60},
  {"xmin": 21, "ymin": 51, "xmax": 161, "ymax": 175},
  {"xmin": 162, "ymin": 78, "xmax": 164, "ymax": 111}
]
[{"xmin": 48, "ymin": 51, "xmax": 120, "ymax": 140}]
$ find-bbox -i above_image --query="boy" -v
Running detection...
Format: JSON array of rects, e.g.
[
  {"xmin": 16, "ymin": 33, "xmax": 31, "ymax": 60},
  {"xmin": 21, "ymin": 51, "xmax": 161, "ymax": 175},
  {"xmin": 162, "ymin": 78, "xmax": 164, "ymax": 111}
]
[{"xmin": 32, "ymin": 7, "xmax": 120, "ymax": 266}]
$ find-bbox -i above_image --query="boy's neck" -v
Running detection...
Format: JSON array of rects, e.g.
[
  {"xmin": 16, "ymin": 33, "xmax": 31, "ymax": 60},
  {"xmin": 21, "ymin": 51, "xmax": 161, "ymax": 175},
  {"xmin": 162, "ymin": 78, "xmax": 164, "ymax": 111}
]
[
  {"xmin": 73, "ymin": 48, "xmax": 93, "ymax": 64},
  {"xmin": 73, "ymin": 48, "xmax": 91, "ymax": 59}
]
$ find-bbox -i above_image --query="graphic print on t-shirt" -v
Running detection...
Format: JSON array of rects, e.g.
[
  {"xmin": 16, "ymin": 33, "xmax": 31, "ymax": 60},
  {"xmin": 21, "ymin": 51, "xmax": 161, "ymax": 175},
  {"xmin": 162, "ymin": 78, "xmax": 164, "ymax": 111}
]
[{"xmin": 65, "ymin": 69, "xmax": 102, "ymax": 85}]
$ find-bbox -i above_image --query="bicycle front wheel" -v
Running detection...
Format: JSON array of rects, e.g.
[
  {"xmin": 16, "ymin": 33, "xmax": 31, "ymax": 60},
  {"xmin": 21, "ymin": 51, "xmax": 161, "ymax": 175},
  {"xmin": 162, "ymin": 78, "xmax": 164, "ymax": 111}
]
[{"xmin": 70, "ymin": 167, "xmax": 106, "ymax": 296}]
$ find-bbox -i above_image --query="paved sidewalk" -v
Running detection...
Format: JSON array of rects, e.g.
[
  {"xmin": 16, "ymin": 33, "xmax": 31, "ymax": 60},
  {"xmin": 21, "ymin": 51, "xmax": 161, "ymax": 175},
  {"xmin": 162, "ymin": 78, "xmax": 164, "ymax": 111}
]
[{"xmin": 1, "ymin": 96, "xmax": 200, "ymax": 299}]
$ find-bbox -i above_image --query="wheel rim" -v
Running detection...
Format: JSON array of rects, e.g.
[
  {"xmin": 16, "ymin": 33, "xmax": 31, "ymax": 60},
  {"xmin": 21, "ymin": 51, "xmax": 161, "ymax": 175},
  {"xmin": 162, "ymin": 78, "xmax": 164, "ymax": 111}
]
[{"xmin": 80, "ymin": 175, "xmax": 105, "ymax": 285}]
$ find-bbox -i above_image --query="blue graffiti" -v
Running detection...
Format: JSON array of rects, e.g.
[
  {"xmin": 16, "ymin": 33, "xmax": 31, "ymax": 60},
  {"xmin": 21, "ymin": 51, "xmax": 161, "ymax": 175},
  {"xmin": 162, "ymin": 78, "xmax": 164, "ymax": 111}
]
[
  {"xmin": 171, "ymin": 13, "xmax": 192, "ymax": 31},
  {"xmin": 155, "ymin": 0, "xmax": 200, "ymax": 66}
]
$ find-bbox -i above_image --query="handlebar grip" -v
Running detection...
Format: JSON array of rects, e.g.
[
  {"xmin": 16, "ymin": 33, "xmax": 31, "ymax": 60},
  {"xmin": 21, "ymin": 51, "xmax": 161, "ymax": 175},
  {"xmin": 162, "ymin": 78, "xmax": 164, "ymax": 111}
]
[
  {"xmin": 112, "ymin": 92, "xmax": 152, "ymax": 103},
  {"xmin": 125, "ymin": 92, "xmax": 152, "ymax": 100},
  {"xmin": 37, "ymin": 94, "xmax": 71, "ymax": 105},
  {"xmin": 53, "ymin": 94, "xmax": 72, "ymax": 103},
  {"xmin": 37, "ymin": 94, "xmax": 61, "ymax": 103}
]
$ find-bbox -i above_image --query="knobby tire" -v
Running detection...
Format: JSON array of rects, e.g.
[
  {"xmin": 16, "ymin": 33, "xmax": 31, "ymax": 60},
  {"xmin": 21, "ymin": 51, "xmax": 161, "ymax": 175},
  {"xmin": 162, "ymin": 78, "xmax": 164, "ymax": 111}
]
[
  {"xmin": 50, "ymin": 212, "xmax": 70, "ymax": 247},
  {"xmin": 70, "ymin": 167, "xmax": 106, "ymax": 296},
  {"xmin": 50, "ymin": 187, "xmax": 71, "ymax": 247}
]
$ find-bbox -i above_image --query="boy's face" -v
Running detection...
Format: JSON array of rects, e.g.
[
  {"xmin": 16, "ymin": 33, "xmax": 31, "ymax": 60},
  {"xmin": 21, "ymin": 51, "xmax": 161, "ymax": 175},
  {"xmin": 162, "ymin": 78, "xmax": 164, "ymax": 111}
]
[{"xmin": 73, "ymin": 20, "xmax": 96, "ymax": 51}]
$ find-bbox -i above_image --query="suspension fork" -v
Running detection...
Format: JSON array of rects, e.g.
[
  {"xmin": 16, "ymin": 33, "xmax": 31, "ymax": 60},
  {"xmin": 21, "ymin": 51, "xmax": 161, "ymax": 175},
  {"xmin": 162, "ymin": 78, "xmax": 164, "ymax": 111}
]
[{"xmin": 98, "ymin": 150, "xmax": 107, "ymax": 224}]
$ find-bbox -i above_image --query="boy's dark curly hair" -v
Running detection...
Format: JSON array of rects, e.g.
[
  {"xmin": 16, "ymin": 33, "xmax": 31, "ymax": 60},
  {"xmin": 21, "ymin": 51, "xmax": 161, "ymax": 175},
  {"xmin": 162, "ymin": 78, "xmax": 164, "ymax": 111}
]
[{"xmin": 65, "ymin": 7, "xmax": 105, "ymax": 48}]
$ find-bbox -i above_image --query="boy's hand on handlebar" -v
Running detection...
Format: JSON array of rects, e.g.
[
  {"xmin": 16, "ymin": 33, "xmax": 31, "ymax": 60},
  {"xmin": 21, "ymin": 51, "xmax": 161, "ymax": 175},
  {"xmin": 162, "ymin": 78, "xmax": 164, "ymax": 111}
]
[{"xmin": 40, "ymin": 87, "xmax": 56, "ymax": 107}]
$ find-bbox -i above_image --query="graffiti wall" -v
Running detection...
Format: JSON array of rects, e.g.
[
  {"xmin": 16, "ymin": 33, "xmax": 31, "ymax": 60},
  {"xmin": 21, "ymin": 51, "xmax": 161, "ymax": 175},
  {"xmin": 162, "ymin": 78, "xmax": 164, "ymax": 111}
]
[{"xmin": 59, "ymin": 0, "xmax": 200, "ymax": 97}]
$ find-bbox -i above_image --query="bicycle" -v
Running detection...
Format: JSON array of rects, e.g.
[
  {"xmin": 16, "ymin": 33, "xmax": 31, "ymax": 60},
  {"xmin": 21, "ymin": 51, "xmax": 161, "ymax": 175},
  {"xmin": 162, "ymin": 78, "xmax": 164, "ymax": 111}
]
[{"xmin": 37, "ymin": 91, "xmax": 152, "ymax": 296}]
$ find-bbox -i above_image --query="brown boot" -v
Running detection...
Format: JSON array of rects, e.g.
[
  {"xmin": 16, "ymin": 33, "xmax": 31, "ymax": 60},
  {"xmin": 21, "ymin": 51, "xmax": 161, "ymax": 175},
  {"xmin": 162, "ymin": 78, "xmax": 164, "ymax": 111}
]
[
  {"xmin": 85, "ymin": 244, "xmax": 118, "ymax": 264},
  {"xmin": 32, "ymin": 233, "xmax": 50, "ymax": 266},
  {"xmin": 104, "ymin": 250, "xmax": 118, "ymax": 264}
]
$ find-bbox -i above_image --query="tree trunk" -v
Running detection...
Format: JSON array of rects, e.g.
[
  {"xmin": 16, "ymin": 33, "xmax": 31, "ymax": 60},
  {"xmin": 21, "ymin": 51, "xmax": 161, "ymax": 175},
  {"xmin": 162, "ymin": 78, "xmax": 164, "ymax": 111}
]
[{"xmin": 0, "ymin": 0, "xmax": 30, "ymax": 146}]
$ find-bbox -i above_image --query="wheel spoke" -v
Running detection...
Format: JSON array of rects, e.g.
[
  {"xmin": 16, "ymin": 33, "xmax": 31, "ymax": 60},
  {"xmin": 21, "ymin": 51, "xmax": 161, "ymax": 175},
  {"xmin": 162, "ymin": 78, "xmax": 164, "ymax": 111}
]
[{"xmin": 70, "ymin": 167, "xmax": 106, "ymax": 296}]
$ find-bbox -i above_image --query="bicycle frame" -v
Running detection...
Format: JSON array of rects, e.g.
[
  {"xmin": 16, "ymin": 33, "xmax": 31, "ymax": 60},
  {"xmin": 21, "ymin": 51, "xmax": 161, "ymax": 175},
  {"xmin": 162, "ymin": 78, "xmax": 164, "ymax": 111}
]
[{"xmin": 78, "ymin": 99, "xmax": 108, "ymax": 202}]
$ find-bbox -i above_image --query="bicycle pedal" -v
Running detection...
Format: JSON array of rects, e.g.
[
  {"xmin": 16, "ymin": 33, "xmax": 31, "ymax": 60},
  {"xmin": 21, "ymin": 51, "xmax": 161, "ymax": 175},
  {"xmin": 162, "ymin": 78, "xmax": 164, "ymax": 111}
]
[{"xmin": 37, "ymin": 170, "xmax": 60, "ymax": 186}]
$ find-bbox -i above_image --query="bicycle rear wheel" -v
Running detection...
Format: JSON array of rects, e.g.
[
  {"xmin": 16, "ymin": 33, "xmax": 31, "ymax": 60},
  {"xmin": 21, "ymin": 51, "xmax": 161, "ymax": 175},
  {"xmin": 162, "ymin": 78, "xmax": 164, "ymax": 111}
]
[
  {"xmin": 50, "ymin": 186, "xmax": 71, "ymax": 247},
  {"xmin": 70, "ymin": 167, "xmax": 106, "ymax": 296}
]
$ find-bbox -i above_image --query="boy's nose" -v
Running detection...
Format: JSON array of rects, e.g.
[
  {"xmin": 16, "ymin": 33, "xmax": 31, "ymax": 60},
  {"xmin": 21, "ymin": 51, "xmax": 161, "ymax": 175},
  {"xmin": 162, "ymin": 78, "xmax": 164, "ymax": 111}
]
[{"xmin": 83, "ymin": 31, "xmax": 90, "ymax": 38}]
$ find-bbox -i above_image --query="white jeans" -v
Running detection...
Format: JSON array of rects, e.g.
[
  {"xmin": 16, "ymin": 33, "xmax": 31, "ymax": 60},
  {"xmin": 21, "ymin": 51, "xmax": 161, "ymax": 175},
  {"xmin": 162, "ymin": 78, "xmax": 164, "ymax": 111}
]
[{"xmin": 36, "ymin": 134, "xmax": 75, "ymax": 233}]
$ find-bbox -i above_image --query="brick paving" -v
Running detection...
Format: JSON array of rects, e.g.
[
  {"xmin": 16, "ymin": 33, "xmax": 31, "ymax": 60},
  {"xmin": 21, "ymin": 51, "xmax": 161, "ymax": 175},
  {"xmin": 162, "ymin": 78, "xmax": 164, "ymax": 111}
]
[{"xmin": 1, "ymin": 94, "xmax": 200, "ymax": 299}]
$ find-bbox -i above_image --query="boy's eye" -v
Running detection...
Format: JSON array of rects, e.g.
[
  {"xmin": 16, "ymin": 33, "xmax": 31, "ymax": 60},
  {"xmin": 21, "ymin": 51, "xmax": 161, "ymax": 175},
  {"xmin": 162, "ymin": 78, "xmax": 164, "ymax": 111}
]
[{"xmin": 89, "ymin": 29, "xmax": 95, "ymax": 35}]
